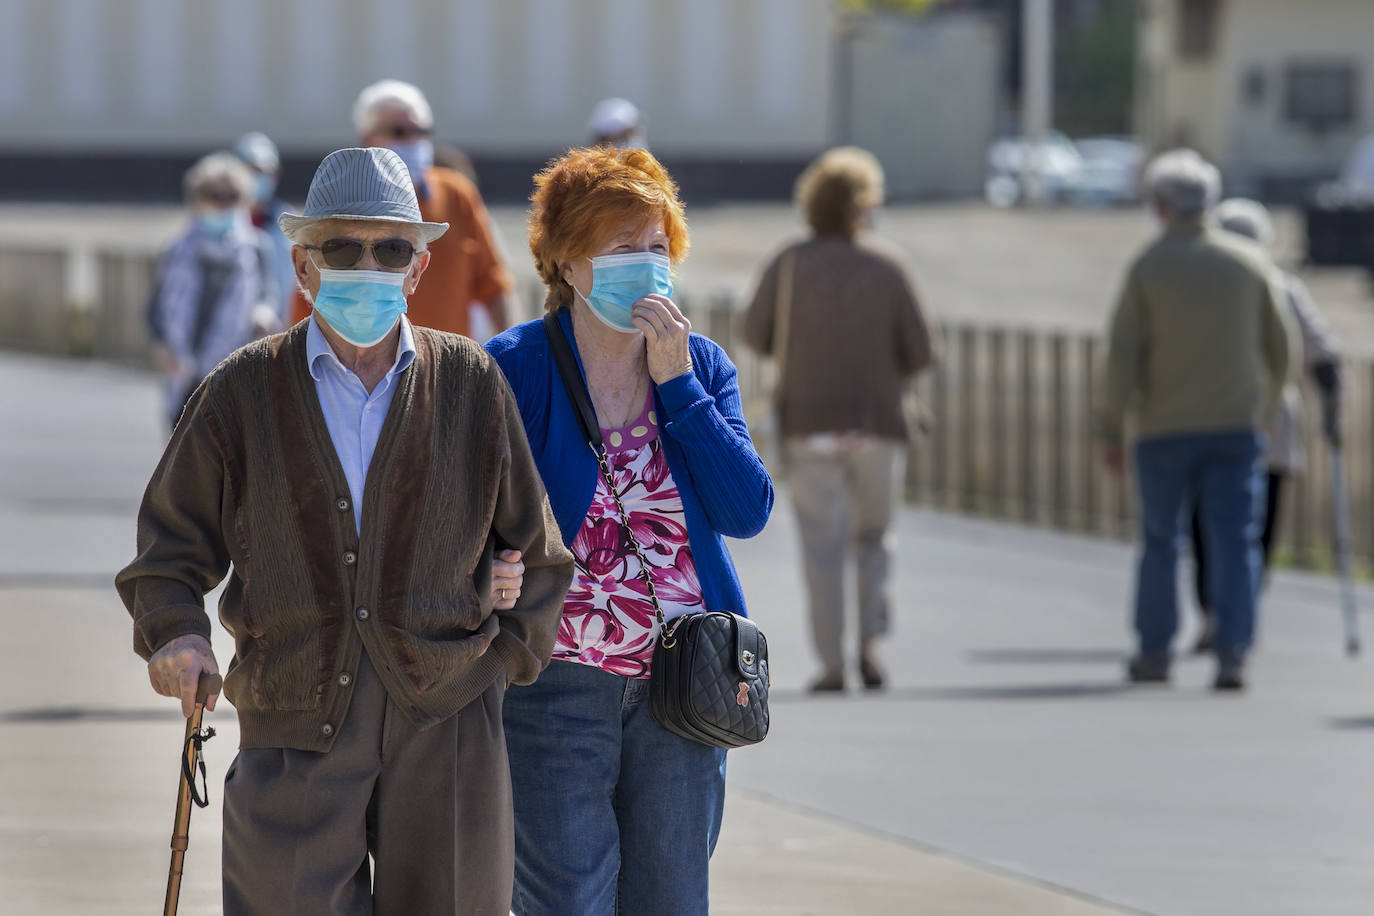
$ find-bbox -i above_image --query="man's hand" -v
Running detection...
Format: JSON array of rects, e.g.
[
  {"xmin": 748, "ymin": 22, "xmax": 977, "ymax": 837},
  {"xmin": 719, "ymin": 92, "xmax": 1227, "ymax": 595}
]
[
  {"xmin": 148, "ymin": 634, "xmax": 220, "ymax": 718},
  {"xmin": 492, "ymin": 549, "xmax": 525, "ymax": 610},
  {"xmin": 1103, "ymin": 444, "xmax": 1125, "ymax": 476}
]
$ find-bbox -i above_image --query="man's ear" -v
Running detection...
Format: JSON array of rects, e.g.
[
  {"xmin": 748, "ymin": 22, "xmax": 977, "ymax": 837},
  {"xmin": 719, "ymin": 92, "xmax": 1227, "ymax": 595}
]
[
  {"xmin": 292, "ymin": 245, "xmax": 312, "ymax": 282},
  {"xmin": 406, "ymin": 250, "xmax": 431, "ymax": 296}
]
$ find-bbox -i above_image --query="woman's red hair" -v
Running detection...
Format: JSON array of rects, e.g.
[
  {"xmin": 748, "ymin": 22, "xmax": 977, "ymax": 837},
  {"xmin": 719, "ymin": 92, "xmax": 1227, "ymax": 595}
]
[{"xmin": 529, "ymin": 146, "xmax": 690, "ymax": 312}]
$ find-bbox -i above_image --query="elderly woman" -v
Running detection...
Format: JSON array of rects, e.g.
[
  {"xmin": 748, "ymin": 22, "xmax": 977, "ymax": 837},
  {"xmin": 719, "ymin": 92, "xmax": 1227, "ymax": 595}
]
[
  {"xmin": 485, "ymin": 146, "xmax": 773, "ymax": 915},
  {"xmin": 1099, "ymin": 150, "xmax": 1297, "ymax": 691},
  {"xmin": 1188, "ymin": 198, "xmax": 1343, "ymax": 652},
  {"xmin": 743, "ymin": 146, "xmax": 936, "ymax": 693},
  {"xmin": 148, "ymin": 151, "xmax": 280, "ymax": 428}
]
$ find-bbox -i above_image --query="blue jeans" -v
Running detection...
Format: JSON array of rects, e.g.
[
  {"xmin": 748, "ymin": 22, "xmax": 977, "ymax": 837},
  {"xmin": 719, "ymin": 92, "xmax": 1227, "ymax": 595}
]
[
  {"xmin": 1134, "ymin": 430, "xmax": 1265, "ymax": 660},
  {"xmin": 503, "ymin": 659, "xmax": 728, "ymax": 916}
]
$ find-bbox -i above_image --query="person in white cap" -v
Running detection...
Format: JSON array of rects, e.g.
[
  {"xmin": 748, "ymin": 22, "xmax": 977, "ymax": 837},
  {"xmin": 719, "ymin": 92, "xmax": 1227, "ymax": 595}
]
[
  {"xmin": 232, "ymin": 131, "xmax": 296, "ymax": 319},
  {"xmin": 587, "ymin": 96, "xmax": 646, "ymax": 149},
  {"xmin": 288, "ymin": 79, "xmax": 514, "ymax": 339},
  {"xmin": 117, "ymin": 147, "xmax": 573, "ymax": 915}
]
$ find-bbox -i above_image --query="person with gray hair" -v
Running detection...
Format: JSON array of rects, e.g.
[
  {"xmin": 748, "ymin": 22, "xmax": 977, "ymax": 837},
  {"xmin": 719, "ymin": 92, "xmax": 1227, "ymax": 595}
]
[
  {"xmin": 285, "ymin": 78, "xmax": 514, "ymax": 339},
  {"xmin": 118, "ymin": 147, "xmax": 573, "ymax": 914},
  {"xmin": 147, "ymin": 151, "xmax": 280, "ymax": 429},
  {"xmin": 1099, "ymin": 149, "xmax": 1299, "ymax": 691},
  {"xmin": 1187, "ymin": 198, "xmax": 1343, "ymax": 653}
]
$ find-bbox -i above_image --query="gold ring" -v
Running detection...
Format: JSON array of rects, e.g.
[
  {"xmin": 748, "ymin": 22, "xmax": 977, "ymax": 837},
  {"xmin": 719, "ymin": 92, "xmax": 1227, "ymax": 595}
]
[{"xmin": 500, "ymin": 589, "xmax": 507, "ymax": 601}]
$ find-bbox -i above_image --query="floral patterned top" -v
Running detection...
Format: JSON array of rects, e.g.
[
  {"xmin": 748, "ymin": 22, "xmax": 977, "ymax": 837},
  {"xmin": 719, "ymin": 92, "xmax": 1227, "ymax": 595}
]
[{"xmin": 555, "ymin": 393, "xmax": 704, "ymax": 678}]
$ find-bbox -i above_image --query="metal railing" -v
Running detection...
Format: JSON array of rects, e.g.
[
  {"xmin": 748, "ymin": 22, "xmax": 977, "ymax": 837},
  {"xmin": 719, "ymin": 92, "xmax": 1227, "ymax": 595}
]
[
  {"xmin": 690, "ymin": 298, "xmax": 1374, "ymax": 576},
  {"xmin": 1, "ymin": 250, "xmax": 1368, "ymax": 572}
]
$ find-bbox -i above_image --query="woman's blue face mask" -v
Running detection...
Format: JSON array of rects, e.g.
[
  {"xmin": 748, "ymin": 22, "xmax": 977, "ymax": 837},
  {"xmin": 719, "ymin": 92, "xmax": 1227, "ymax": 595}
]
[{"xmin": 575, "ymin": 252, "xmax": 673, "ymax": 333}]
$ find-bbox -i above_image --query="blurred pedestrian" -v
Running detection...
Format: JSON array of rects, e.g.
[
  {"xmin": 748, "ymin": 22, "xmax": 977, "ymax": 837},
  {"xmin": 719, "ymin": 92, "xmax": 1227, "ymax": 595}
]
[
  {"xmin": 587, "ymin": 96, "xmax": 645, "ymax": 149},
  {"xmin": 287, "ymin": 79, "xmax": 514, "ymax": 336},
  {"xmin": 1188, "ymin": 198, "xmax": 1343, "ymax": 653},
  {"xmin": 743, "ymin": 146, "xmax": 936, "ymax": 693},
  {"xmin": 117, "ymin": 147, "xmax": 572, "ymax": 915},
  {"xmin": 232, "ymin": 131, "xmax": 296, "ymax": 319},
  {"xmin": 147, "ymin": 151, "xmax": 280, "ymax": 429},
  {"xmin": 485, "ymin": 146, "xmax": 773, "ymax": 915},
  {"xmin": 1100, "ymin": 150, "xmax": 1298, "ymax": 691}
]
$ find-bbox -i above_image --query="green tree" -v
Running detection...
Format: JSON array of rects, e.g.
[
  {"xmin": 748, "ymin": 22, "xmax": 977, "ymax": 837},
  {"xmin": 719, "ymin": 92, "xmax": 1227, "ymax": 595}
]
[{"xmin": 838, "ymin": 0, "xmax": 944, "ymax": 14}]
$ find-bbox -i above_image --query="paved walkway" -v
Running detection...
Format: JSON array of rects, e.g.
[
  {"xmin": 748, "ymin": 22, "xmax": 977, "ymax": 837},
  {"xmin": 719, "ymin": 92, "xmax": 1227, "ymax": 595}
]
[{"xmin": 3, "ymin": 351, "xmax": 1373, "ymax": 914}]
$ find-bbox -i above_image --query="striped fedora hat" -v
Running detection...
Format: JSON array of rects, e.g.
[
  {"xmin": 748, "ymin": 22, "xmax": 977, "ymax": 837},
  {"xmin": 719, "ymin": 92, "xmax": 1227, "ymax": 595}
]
[{"xmin": 278, "ymin": 147, "xmax": 448, "ymax": 243}]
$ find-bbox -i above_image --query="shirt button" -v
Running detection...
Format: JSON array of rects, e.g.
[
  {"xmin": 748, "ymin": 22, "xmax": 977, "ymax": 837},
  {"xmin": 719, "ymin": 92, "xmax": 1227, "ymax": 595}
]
[
  {"xmin": 321, "ymin": 723, "xmax": 334, "ymax": 737},
  {"xmin": 336, "ymin": 497, "xmax": 350, "ymax": 512},
  {"xmin": 343, "ymin": 550, "xmax": 357, "ymax": 566},
  {"xmin": 355, "ymin": 607, "xmax": 370, "ymax": 621},
  {"xmin": 338, "ymin": 672, "xmax": 353, "ymax": 687}
]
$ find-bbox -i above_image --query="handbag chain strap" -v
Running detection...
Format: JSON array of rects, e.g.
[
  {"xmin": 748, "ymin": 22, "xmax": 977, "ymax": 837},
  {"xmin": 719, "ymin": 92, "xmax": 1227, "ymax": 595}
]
[{"xmin": 542, "ymin": 312, "xmax": 679, "ymax": 649}]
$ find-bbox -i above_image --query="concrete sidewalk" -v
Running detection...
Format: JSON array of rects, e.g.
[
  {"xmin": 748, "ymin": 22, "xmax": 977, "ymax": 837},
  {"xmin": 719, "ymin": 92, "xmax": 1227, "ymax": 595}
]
[{"xmin": 4, "ymin": 350, "xmax": 1373, "ymax": 914}]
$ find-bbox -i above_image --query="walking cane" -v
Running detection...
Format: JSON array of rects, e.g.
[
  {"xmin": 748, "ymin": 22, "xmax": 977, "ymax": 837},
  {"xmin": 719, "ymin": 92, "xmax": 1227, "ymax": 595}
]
[
  {"xmin": 1328, "ymin": 447, "xmax": 1361, "ymax": 656},
  {"xmin": 164, "ymin": 672, "xmax": 222, "ymax": 916}
]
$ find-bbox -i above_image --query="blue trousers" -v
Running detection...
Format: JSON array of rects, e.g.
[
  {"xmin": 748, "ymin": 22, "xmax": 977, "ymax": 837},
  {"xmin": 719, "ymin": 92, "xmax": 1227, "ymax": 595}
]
[
  {"xmin": 503, "ymin": 659, "xmax": 727, "ymax": 916},
  {"xmin": 1133, "ymin": 430, "xmax": 1265, "ymax": 659}
]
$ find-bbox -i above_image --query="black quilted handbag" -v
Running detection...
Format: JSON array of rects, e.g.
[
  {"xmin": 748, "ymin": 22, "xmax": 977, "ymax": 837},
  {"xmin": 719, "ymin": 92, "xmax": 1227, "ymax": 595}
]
[
  {"xmin": 649, "ymin": 610, "xmax": 769, "ymax": 748},
  {"xmin": 543, "ymin": 314, "xmax": 771, "ymax": 749}
]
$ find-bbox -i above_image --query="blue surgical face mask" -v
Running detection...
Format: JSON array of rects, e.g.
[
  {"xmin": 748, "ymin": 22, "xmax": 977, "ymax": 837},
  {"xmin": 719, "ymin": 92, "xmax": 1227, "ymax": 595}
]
[
  {"xmin": 574, "ymin": 252, "xmax": 673, "ymax": 333},
  {"xmin": 388, "ymin": 139, "xmax": 434, "ymax": 184},
  {"xmin": 197, "ymin": 209, "xmax": 239, "ymax": 238},
  {"xmin": 253, "ymin": 172, "xmax": 276, "ymax": 204},
  {"xmin": 309, "ymin": 256, "xmax": 409, "ymax": 348}
]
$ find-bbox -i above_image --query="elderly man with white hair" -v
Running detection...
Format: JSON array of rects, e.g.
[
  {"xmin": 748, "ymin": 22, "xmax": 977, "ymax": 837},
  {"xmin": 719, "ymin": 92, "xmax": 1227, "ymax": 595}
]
[
  {"xmin": 288, "ymin": 79, "xmax": 513, "ymax": 339},
  {"xmin": 118, "ymin": 147, "xmax": 573, "ymax": 914},
  {"xmin": 1098, "ymin": 149, "xmax": 1298, "ymax": 691}
]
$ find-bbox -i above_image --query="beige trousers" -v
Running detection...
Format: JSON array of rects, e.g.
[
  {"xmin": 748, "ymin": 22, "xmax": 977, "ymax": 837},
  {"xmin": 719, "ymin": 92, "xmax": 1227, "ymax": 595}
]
[
  {"xmin": 785, "ymin": 435, "xmax": 904, "ymax": 673},
  {"xmin": 221, "ymin": 651, "xmax": 512, "ymax": 916}
]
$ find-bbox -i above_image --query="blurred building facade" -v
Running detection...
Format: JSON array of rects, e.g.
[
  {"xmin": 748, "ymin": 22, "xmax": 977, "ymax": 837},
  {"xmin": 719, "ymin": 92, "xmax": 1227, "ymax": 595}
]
[
  {"xmin": 0, "ymin": 0, "xmax": 1000, "ymax": 202},
  {"xmin": 1134, "ymin": 0, "xmax": 1374, "ymax": 199}
]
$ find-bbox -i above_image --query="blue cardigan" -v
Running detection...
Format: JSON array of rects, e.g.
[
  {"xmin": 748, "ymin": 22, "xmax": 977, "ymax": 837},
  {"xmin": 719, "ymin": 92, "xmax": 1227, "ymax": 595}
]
[{"xmin": 486, "ymin": 309, "xmax": 774, "ymax": 614}]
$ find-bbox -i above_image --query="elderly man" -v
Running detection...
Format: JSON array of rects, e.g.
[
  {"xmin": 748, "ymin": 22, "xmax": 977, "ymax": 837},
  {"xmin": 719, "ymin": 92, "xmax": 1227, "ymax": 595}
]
[
  {"xmin": 288, "ymin": 79, "xmax": 513, "ymax": 338},
  {"xmin": 117, "ymin": 147, "xmax": 573, "ymax": 914},
  {"xmin": 1099, "ymin": 149, "xmax": 1297, "ymax": 691}
]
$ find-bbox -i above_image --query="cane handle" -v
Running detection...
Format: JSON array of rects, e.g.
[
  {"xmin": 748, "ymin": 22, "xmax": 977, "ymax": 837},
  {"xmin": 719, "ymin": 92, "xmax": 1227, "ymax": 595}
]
[{"xmin": 196, "ymin": 673, "xmax": 222, "ymax": 705}]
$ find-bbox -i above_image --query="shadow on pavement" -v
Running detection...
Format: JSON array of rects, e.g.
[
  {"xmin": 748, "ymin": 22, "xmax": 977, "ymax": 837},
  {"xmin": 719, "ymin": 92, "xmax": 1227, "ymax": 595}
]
[
  {"xmin": 0, "ymin": 706, "xmax": 185, "ymax": 723},
  {"xmin": 1328, "ymin": 715, "xmax": 1374, "ymax": 730},
  {"xmin": 770, "ymin": 682, "xmax": 1134, "ymax": 703},
  {"xmin": 965, "ymin": 648, "xmax": 1129, "ymax": 666}
]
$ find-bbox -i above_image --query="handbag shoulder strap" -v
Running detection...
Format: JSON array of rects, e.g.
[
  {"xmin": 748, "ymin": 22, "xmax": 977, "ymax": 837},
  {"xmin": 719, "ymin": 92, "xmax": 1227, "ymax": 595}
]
[
  {"xmin": 542, "ymin": 310, "xmax": 677, "ymax": 644},
  {"xmin": 543, "ymin": 311, "xmax": 602, "ymax": 450},
  {"xmin": 773, "ymin": 249, "xmax": 795, "ymax": 399}
]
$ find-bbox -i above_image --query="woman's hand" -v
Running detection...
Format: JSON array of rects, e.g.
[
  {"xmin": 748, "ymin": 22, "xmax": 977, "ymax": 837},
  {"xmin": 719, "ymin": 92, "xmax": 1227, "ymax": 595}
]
[{"xmin": 633, "ymin": 295, "xmax": 693, "ymax": 385}]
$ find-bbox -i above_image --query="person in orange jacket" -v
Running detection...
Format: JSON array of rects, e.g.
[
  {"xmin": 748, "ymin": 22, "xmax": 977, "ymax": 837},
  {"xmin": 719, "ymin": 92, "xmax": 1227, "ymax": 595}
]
[{"xmin": 288, "ymin": 79, "xmax": 514, "ymax": 338}]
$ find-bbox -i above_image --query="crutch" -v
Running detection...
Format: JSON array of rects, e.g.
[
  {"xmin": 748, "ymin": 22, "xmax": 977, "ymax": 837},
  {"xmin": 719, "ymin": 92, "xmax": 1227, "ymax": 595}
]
[
  {"xmin": 1328, "ymin": 446, "xmax": 1361, "ymax": 656},
  {"xmin": 164, "ymin": 672, "xmax": 222, "ymax": 916}
]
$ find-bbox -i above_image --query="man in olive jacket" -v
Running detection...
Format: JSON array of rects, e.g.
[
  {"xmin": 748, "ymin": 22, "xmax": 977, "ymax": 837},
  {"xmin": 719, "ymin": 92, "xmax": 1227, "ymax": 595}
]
[
  {"xmin": 116, "ymin": 148, "xmax": 573, "ymax": 915},
  {"xmin": 1100, "ymin": 149, "xmax": 1297, "ymax": 693}
]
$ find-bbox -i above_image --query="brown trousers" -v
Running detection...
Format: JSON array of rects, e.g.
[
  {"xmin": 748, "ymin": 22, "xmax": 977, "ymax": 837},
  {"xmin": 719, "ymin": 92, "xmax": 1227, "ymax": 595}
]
[{"xmin": 221, "ymin": 651, "xmax": 512, "ymax": 915}]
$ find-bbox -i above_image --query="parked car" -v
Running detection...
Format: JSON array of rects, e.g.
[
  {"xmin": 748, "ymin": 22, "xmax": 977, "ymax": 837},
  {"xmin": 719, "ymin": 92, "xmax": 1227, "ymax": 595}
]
[{"xmin": 985, "ymin": 132, "xmax": 1144, "ymax": 207}]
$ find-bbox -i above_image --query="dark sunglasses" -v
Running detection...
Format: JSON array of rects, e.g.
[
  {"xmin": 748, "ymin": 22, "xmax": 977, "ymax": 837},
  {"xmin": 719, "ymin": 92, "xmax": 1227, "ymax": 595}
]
[
  {"xmin": 306, "ymin": 237, "xmax": 416, "ymax": 270},
  {"xmin": 383, "ymin": 124, "xmax": 431, "ymax": 140},
  {"xmin": 199, "ymin": 188, "xmax": 241, "ymax": 207}
]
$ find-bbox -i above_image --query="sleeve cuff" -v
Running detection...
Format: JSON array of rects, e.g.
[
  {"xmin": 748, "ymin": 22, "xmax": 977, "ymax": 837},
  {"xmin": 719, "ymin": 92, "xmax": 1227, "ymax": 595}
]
[{"xmin": 656, "ymin": 371, "xmax": 710, "ymax": 415}]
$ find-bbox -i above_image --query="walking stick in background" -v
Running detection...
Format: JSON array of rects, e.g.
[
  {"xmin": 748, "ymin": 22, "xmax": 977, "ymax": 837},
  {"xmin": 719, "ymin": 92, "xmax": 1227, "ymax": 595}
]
[
  {"xmin": 1328, "ymin": 447, "xmax": 1361, "ymax": 656},
  {"xmin": 164, "ymin": 672, "xmax": 222, "ymax": 916}
]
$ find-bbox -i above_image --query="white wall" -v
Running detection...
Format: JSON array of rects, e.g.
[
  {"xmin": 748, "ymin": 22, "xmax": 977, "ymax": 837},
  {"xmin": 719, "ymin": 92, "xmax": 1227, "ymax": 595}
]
[
  {"xmin": 1137, "ymin": 0, "xmax": 1374, "ymax": 183},
  {"xmin": 0, "ymin": 0, "xmax": 835, "ymax": 155}
]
